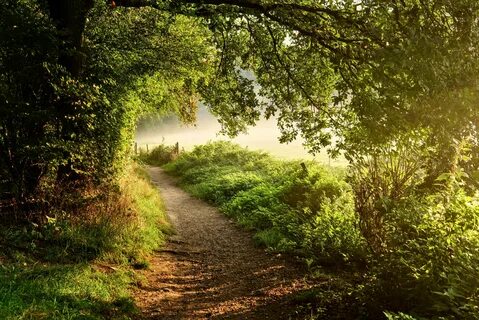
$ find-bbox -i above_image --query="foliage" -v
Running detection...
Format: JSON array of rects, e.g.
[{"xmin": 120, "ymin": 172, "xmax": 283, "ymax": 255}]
[
  {"xmin": 165, "ymin": 141, "xmax": 366, "ymax": 265},
  {"xmin": 167, "ymin": 141, "xmax": 479, "ymax": 319},
  {"xmin": 2, "ymin": 0, "xmax": 479, "ymax": 210},
  {"xmin": 349, "ymin": 136, "xmax": 428, "ymax": 253},
  {"xmin": 139, "ymin": 144, "xmax": 179, "ymax": 166},
  {"xmin": 350, "ymin": 140, "xmax": 479, "ymax": 319},
  {"xmin": 3, "ymin": 0, "xmax": 479, "ymax": 317},
  {"xmin": 150, "ymin": 0, "xmax": 479, "ymax": 162},
  {"xmin": 0, "ymin": 164, "xmax": 171, "ymax": 319},
  {"xmin": 0, "ymin": 0, "xmax": 63, "ymax": 201},
  {"xmin": 0, "ymin": 0, "xmax": 216, "ymax": 214},
  {"xmin": 368, "ymin": 188, "xmax": 479, "ymax": 319}
]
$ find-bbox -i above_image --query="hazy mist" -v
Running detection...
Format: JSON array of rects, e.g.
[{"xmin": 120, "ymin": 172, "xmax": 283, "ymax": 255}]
[{"xmin": 135, "ymin": 106, "xmax": 348, "ymax": 166}]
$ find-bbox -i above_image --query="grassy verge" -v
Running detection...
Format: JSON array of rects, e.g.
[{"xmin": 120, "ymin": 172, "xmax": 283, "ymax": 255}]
[
  {"xmin": 162, "ymin": 141, "xmax": 479, "ymax": 319},
  {"xmin": 163, "ymin": 141, "xmax": 366, "ymax": 266},
  {"xmin": 162, "ymin": 141, "xmax": 368, "ymax": 318},
  {"xmin": 0, "ymin": 164, "xmax": 172, "ymax": 320}
]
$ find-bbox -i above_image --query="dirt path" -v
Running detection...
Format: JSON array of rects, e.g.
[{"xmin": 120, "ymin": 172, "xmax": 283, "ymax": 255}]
[{"xmin": 134, "ymin": 167, "xmax": 315, "ymax": 319}]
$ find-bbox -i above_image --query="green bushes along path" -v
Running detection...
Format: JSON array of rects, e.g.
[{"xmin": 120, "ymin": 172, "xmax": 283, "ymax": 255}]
[
  {"xmin": 0, "ymin": 165, "xmax": 172, "ymax": 320},
  {"xmin": 162, "ymin": 141, "xmax": 479, "ymax": 319},
  {"xmin": 164, "ymin": 141, "xmax": 365, "ymax": 266}
]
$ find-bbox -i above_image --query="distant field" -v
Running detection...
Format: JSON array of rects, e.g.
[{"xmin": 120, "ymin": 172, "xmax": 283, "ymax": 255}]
[{"xmin": 135, "ymin": 108, "xmax": 348, "ymax": 166}]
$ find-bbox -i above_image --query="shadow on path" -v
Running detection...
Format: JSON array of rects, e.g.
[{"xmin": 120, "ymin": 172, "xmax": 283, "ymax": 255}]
[{"xmin": 134, "ymin": 167, "xmax": 320, "ymax": 319}]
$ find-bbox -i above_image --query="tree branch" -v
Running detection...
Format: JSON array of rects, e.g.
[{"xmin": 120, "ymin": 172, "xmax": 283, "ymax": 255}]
[{"xmin": 114, "ymin": 0, "xmax": 354, "ymax": 23}]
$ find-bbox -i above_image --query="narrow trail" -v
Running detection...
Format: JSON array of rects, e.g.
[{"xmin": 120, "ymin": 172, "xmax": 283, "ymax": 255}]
[{"xmin": 134, "ymin": 166, "xmax": 315, "ymax": 319}]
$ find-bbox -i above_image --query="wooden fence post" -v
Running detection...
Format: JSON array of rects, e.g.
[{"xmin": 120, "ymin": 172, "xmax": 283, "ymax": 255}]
[
  {"xmin": 134, "ymin": 142, "xmax": 138, "ymax": 155},
  {"xmin": 146, "ymin": 144, "xmax": 149, "ymax": 153}
]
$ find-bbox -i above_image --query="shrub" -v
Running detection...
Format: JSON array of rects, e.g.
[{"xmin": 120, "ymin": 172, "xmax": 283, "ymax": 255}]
[
  {"xmin": 166, "ymin": 141, "xmax": 366, "ymax": 265},
  {"xmin": 298, "ymin": 193, "xmax": 365, "ymax": 264},
  {"xmin": 349, "ymin": 139, "xmax": 427, "ymax": 253},
  {"xmin": 139, "ymin": 144, "xmax": 178, "ymax": 166},
  {"xmin": 281, "ymin": 167, "xmax": 365, "ymax": 264},
  {"xmin": 179, "ymin": 165, "xmax": 236, "ymax": 185},
  {"xmin": 223, "ymin": 184, "xmax": 288, "ymax": 230},
  {"xmin": 208, "ymin": 172, "xmax": 264, "ymax": 204},
  {"xmin": 253, "ymin": 228, "xmax": 297, "ymax": 252},
  {"xmin": 372, "ymin": 189, "xmax": 479, "ymax": 318},
  {"xmin": 350, "ymin": 139, "xmax": 479, "ymax": 318}
]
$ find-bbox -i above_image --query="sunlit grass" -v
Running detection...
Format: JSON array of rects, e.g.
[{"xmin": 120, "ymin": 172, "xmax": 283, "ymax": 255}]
[
  {"xmin": 135, "ymin": 109, "xmax": 348, "ymax": 166},
  {"xmin": 0, "ymin": 164, "xmax": 171, "ymax": 319},
  {"xmin": 0, "ymin": 263, "xmax": 134, "ymax": 320}
]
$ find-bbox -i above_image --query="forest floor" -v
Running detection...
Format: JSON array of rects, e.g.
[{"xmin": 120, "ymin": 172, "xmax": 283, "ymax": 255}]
[{"xmin": 133, "ymin": 167, "xmax": 327, "ymax": 319}]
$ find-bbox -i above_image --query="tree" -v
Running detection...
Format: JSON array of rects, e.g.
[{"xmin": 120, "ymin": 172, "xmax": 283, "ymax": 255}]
[
  {"xmin": 0, "ymin": 1, "xmax": 62, "ymax": 203},
  {"xmin": 112, "ymin": 1, "xmax": 479, "ymax": 153},
  {"xmin": 2, "ymin": 0, "xmax": 479, "ymax": 207},
  {"xmin": 0, "ymin": 1, "xmax": 214, "ymax": 207}
]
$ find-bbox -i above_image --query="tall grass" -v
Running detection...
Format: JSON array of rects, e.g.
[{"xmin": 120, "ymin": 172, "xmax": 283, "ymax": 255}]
[
  {"xmin": 0, "ymin": 164, "xmax": 172, "ymax": 319},
  {"xmin": 138, "ymin": 144, "xmax": 178, "ymax": 166},
  {"xmin": 163, "ymin": 141, "xmax": 479, "ymax": 319},
  {"xmin": 164, "ymin": 141, "xmax": 366, "ymax": 265}
]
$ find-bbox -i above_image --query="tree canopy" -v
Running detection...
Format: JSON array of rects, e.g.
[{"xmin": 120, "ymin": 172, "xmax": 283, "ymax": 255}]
[
  {"xmin": 1, "ymin": 0, "xmax": 479, "ymax": 202},
  {"xmin": 113, "ymin": 0, "xmax": 479, "ymax": 151}
]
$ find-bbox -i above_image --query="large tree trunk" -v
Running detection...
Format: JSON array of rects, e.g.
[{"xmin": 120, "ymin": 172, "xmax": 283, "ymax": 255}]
[
  {"xmin": 47, "ymin": 0, "xmax": 94, "ymax": 77},
  {"xmin": 46, "ymin": 0, "xmax": 94, "ymax": 183}
]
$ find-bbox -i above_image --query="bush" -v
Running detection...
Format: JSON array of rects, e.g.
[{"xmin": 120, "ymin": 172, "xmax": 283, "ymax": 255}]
[
  {"xmin": 192, "ymin": 171, "xmax": 264, "ymax": 205},
  {"xmin": 166, "ymin": 141, "xmax": 366, "ymax": 265},
  {"xmin": 350, "ymin": 140, "xmax": 479, "ymax": 318},
  {"xmin": 223, "ymin": 184, "xmax": 287, "ymax": 230},
  {"xmin": 349, "ymin": 141, "xmax": 426, "ymax": 253},
  {"xmin": 280, "ymin": 167, "xmax": 365, "ymax": 264},
  {"xmin": 139, "ymin": 144, "xmax": 179, "ymax": 166},
  {"xmin": 371, "ymin": 189, "xmax": 479, "ymax": 319}
]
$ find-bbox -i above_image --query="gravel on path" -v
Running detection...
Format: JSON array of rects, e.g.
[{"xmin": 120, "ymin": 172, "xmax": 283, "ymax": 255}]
[{"xmin": 134, "ymin": 166, "xmax": 315, "ymax": 319}]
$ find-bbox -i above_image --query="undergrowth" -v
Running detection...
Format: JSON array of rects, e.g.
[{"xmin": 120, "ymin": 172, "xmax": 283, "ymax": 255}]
[
  {"xmin": 164, "ymin": 141, "xmax": 366, "ymax": 266},
  {"xmin": 0, "ymin": 164, "xmax": 172, "ymax": 319},
  {"xmin": 139, "ymin": 144, "xmax": 178, "ymax": 166},
  {"xmin": 163, "ymin": 141, "xmax": 479, "ymax": 320}
]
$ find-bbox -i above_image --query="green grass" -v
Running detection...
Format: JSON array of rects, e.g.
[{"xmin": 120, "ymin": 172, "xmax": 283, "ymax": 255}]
[
  {"xmin": 0, "ymin": 264, "xmax": 134, "ymax": 320},
  {"xmin": 164, "ymin": 141, "xmax": 366, "ymax": 266},
  {"xmin": 160, "ymin": 141, "xmax": 479, "ymax": 319},
  {"xmin": 0, "ymin": 164, "xmax": 171, "ymax": 319}
]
